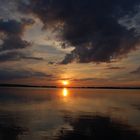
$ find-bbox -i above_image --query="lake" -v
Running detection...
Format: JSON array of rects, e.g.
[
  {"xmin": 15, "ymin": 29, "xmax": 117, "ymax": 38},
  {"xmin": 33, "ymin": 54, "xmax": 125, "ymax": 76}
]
[{"xmin": 0, "ymin": 88, "xmax": 140, "ymax": 140}]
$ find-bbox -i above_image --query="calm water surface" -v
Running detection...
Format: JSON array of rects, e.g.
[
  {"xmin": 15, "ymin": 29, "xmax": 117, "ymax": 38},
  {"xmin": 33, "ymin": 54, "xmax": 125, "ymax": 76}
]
[{"xmin": 0, "ymin": 88, "xmax": 140, "ymax": 140}]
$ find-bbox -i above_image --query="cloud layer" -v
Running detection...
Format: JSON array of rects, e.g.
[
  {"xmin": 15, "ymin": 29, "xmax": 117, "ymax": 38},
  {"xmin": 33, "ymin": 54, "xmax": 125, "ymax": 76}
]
[
  {"xmin": 130, "ymin": 66, "xmax": 140, "ymax": 75},
  {"xmin": 19, "ymin": 0, "xmax": 140, "ymax": 64},
  {"xmin": 0, "ymin": 51, "xmax": 44, "ymax": 62},
  {"xmin": 0, "ymin": 69, "xmax": 52, "ymax": 80},
  {"xmin": 0, "ymin": 18, "xmax": 41, "ymax": 62},
  {"xmin": 0, "ymin": 19, "xmax": 34, "ymax": 51}
]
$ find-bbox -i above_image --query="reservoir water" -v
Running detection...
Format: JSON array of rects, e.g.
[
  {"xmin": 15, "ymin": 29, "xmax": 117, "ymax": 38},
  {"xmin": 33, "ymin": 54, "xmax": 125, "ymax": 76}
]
[{"xmin": 0, "ymin": 88, "xmax": 140, "ymax": 140}]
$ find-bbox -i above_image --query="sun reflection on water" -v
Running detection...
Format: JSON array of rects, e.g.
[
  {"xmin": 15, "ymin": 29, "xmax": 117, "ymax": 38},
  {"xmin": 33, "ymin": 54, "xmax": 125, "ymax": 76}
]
[{"xmin": 63, "ymin": 88, "xmax": 68, "ymax": 97}]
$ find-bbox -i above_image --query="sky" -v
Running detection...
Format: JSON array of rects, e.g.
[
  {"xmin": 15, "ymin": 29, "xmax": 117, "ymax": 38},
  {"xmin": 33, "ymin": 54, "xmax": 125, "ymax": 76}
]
[{"xmin": 0, "ymin": 0, "xmax": 140, "ymax": 87}]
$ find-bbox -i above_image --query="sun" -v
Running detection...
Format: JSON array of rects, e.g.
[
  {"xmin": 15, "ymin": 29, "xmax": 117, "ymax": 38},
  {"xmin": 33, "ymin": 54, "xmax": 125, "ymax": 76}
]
[{"xmin": 62, "ymin": 80, "xmax": 69, "ymax": 86}]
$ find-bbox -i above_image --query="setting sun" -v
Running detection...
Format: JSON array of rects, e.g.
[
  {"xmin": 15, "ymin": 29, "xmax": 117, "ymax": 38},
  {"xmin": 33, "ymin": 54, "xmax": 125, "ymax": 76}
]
[{"xmin": 62, "ymin": 80, "xmax": 69, "ymax": 86}]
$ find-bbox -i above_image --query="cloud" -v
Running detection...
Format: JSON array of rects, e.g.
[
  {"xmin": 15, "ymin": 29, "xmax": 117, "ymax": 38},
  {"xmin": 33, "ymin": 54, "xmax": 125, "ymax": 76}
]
[
  {"xmin": 0, "ymin": 19, "xmax": 34, "ymax": 52},
  {"xmin": 0, "ymin": 18, "xmax": 33, "ymax": 35},
  {"xmin": 0, "ymin": 0, "xmax": 20, "ymax": 19},
  {"xmin": 21, "ymin": 56, "xmax": 44, "ymax": 61},
  {"xmin": 0, "ymin": 69, "xmax": 52, "ymax": 80},
  {"xmin": 106, "ymin": 66, "xmax": 125, "ymax": 70},
  {"xmin": 0, "ymin": 51, "xmax": 44, "ymax": 62},
  {"xmin": 19, "ymin": 0, "xmax": 140, "ymax": 64},
  {"xmin": 130, "ymin": 66, "xmax": 140, "ymax": 74},
  {"xmin": 0, "ymin": 18, "xmax": 37, "ymax": 62},
  {"xmin": 48, "ymin": 61, "xmax": 55, "ymax": 65},
  {"xmin": 0, "ymin": 36, "xmax": 30, "ymax": 51},
  {"xmin": 72, "ymin": 78, "xmax": 107, "ymax": 82}
]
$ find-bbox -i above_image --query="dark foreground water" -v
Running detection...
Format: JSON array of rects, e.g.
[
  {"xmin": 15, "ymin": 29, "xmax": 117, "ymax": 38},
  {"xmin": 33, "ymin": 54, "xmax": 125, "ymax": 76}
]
[{"xmin": 0, "ymin": 88, "xmax": 140, "ymax": 140}]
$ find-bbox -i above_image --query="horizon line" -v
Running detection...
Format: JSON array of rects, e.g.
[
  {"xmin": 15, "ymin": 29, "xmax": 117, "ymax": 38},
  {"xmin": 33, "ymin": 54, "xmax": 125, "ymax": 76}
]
[{"xmin": 0, "ymin": 84, "xmax": 140, "ymax": 89}]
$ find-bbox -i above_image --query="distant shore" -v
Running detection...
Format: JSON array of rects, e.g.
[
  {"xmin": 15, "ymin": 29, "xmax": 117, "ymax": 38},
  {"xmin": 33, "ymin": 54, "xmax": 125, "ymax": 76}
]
[{"xmin": 0, "ymin": 84, "xmax": 140, "ymax": 89}]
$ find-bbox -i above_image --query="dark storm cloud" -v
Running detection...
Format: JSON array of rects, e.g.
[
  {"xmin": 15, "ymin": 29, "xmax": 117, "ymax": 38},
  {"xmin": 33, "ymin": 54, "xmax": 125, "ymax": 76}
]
[
  {"xmin": 130, "ymin": 66, "xmax": 140, "ymax": 75},
  {"xmin": 21, "ymin": 56, "xmax": 44, "ymax": 61},
  {"xmin": 0, "ymin": 51, "xmax": 44, "ymax": 62},
  {"xmin": 0, "ymin": 52, "xmax": 22, "ymax": 62},
  {"xmin": 0, "ymin": 19, "xmax": 34, "ymax": 52},
  {"xmin": 72, "ymin": 78, "xmax": 107, "ymax": 82},
  {"xmin": 0, "ymin": 19, "xmax": 23, "ymax": 35},
  {"xmin": 0, "ymin": 18, "xmax": 35, "ymax": 62},
  {"xmin": 106, "ymin": 66, "xmax": 125, "ymax": 70},
  {"xmin": 0, "ymin": 19, "xmax": 34, "ymax": 35},
  {"xmin": 0, "ymin": 36, "xmax": 30, "ymax": 51},
  {"xmin": 0, "ymin": 69, "xmax": 52, "ymax": 80},
  {"xmin": 19, "ymin": 0, "xmax": 140, "ymax": 64}
]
